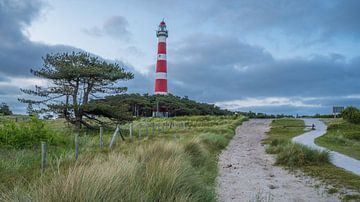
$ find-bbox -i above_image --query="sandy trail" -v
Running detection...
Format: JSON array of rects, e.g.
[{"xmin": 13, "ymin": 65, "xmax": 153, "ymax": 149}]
[{"xmin": 217, "ymin": 119, "xmax": 340, "ymax": 202}]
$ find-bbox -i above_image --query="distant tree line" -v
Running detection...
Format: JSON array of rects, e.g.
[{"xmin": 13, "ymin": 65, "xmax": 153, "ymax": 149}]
[
  {"xmin": 236, "ymin": 111, "xmax": 294, "ymax": 119},
  {"xmin": 89, "ymin": 93, "xmax": 233, "ymax": 117}
]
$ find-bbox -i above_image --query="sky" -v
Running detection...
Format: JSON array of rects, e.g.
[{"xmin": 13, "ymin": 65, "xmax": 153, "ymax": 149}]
[{"xmin": 0, "ymin": 0, "xmax": 360, "ymax": 115}]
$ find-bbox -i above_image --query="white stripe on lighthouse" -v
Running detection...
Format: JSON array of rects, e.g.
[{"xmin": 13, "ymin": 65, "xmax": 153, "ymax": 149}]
[
  {"xmin": 156, "ymin": 72, "xmax": 167, "ymax": 79},
  {"xmin": 158, "ymin": 36, "xmax": 167, "ymax": 43},
  {"xmin": 157, "ymin": 54, "xmax": 167, "ymax": 60}
]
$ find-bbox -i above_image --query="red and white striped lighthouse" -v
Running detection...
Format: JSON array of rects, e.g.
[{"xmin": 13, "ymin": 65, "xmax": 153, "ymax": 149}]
[{"xmin": 154, "ymin": 20, "xmax": 168, "ymax": 95}]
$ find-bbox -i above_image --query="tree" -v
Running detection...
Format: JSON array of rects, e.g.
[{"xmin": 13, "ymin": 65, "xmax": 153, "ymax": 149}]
[
  {"xmin": 0, "ymin": 102, "xmax": 12, "ymax": 115},
  {"xmin": 91, "ymin": 93, "xmax": 233, "ymax": 117},
  {"xmin": 19, "ymin": 52, "xmax": 134, "ymax": 129},
  {"xmin": 341, "ymin": 106, "xmax": 360, "ymax": 124},
  {"xmin": 26, "ymin": 103, "xmax": 36, "ymax": 117}
]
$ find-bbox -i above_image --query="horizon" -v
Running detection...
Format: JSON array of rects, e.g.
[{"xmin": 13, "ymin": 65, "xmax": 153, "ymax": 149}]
[{"xmin": 1, "ymin": 0, "xmax": 360, "ymax": 115}]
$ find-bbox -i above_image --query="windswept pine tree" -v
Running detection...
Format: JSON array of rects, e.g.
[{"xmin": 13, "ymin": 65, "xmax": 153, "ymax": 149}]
[{"xmin": 19, "ymin": 52, "xmax": 134, "ymax": 129}]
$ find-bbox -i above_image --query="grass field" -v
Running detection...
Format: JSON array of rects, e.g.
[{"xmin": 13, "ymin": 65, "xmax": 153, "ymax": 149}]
[
  {"xmin": 0, "ymin": 115, "xmax": 246, "ymax": 201},
  {"xmin": 316, "ymin": 118, "xmax": 360, "ymax": 160},
  {"xmin": 264, "ymin": 119, "xmax": 360, "ymax": 200}
]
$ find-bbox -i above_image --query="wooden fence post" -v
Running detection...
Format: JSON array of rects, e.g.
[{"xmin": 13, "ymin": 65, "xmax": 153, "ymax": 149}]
[
  {"xmin": 109, "ymin": 126, "xmax": 119, "ymax": 149},
  {"xmin": 41, "ymin": 142, "xmax": 46, "ymax": 174},
  {"xmin": 173, "ymin": 133, "xmax": 177, "ymax": 143},
  {"xmin": 75, "ymin": 134, "xmax": 79, "ymax": 160},
  {"xmin": 130, "ymin": 123, "xmax": 133, "ymax": 142},
  {"xmin": 152, "ymin": 122, "xmax": 155, "ymax": 137},
  {"xmin": 100, "ymin": 127, "xmax": 103, "ymax": 149}
]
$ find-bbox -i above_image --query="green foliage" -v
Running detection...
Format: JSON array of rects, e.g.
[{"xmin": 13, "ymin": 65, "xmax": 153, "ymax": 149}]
[
  {"xmin": 0, "ymin": 117, "xmax": 63, "ymax": 149},
  {"xmin": 19, "ymin": 52, "xmax": 134, "ymax": 129},
  {"xmin": 93, "ymin": 93, "xmax": 233, "ymax": 117},
  {"xmin": 341, "ymin": 106, "xmax": 360, "ymax": 124},
  {"xmin": 0, "ymin": 103, "xmax": 12, "ymax": 116}
]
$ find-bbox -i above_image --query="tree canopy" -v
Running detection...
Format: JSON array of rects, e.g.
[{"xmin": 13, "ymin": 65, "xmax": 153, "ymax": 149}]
[
  {"xmin": 19, "ymin": 52, "xmax": 134, "ymax": 129},
  {"xmin": 90, "ymin": 93, "xmax": 233, "ymax": 117}
]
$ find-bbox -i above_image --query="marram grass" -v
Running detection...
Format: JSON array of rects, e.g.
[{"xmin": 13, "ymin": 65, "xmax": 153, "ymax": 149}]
[{"xmin": 1, "ymin": 142, "xmax": 215, "ymax": 202}]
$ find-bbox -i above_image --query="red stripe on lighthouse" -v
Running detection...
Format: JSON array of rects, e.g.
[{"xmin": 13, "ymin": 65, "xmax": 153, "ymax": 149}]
[
  {"xmin": 156, "ymin": 60, "xmax": 167, "ymax": 72},
  {"xmin": 158, "ymin": 42, "xmax": 166, "ymax": 54},
  {"xmin": 155, "ymin": 79, "xmax": 167, "ymax": 92}
]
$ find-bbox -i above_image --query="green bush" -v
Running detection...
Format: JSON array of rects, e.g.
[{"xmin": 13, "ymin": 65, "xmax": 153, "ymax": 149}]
[
  {"xmin": 0, "ymin": 117, "xmax": 63, "ymax": 149},
  {"xmin": 341, "ymin": 106, "xmax": 360, "ymax": 124},
  {"xmin": 275, "ymin": 143, "xmax": 330, "ymax": 167}
]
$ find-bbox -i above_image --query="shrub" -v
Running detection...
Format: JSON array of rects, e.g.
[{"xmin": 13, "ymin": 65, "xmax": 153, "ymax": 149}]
[
  {"xmin": 275, "ymin": 143, "xmax": 330, "ymax": 167},
  {"xmin": 0, "ymin": 117, "xmax": 63, "ymax": 149},
  {"xmin": 341, "ymin": 106, "xmax": 360, "ymax": 124}
]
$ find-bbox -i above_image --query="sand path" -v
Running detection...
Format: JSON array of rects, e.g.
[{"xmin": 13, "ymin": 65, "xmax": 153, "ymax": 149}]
[{"xmin": 217, "ymin": 119, "xmax": 340, "ymax": 202}]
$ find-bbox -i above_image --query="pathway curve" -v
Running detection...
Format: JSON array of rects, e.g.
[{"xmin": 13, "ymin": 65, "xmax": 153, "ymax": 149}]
[
  {"xmin": 292, "ymin": 118, "xmax": 360, "ymax": 176},
  {"xmin": 217, "ymin": 119, "xmax": 340, "ymax": 202}
]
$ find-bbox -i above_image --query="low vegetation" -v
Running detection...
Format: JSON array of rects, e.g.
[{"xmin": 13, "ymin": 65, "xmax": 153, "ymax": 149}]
[
  {"xmin": 265, "ymin": 118, "xmax": 360, "ymax": 197},
  {"xmin": 316, "ymin": 119, "xmax": 360, "ymax": 160},
  {"xmin": 0, "ymin": 115, "xmax": 245, "ymax": 201},
  {"xmin": 264, "ymin": 119, "xmax": 330, "ymax": 168}
]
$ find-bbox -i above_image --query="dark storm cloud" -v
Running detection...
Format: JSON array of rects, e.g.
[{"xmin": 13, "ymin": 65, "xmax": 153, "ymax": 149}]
[
  {"xmin": 205, "ymin": 0, "xmax": 360, "ymax": 40},
  {"xmin": 161, "ymin": 35, "xmax": 360, "ymax": 111},
  {"xmin": 0, "ymin": 0, "xmax": 82, "ymax": 77},
  {"xmin": 83, "ymin": 16, "xmax": 131, "ymax": 41}
]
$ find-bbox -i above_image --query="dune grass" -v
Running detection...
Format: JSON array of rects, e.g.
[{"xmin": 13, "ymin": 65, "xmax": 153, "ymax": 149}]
[
  {"xmin": 1, "ymin": 142, "xmax": 215, "ymax": 202},
  {"xmin": 0, "ymin": 115, "xmax": 246, "ymax": 201},
  {"xmin": 265, "ymin": 119, "xmax": 360, "ymax": 194},
  {"xmin": 315, "ymin": 118, "xmax": 360, "ymax": 160}
]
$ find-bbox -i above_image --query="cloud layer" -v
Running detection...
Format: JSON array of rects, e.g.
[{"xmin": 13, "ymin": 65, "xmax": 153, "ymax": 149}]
[
  {"xmin": 1, "ymin": 0, "xmax": 360, "ymax": 115},
  {"xmin": 83, "ymin": 16, "xmax": 131, "ymax": 41}
]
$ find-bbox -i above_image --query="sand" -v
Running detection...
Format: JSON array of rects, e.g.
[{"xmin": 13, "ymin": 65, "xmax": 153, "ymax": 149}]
[{"xmin": 216, "ymin": 119, "xmax": 340, "ymax": 202}]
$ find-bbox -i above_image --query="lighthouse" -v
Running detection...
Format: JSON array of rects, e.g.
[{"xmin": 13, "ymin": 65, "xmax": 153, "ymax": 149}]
[{"xmin": 154, "ymin": 20, "xmax": 168, "ymax": 95}]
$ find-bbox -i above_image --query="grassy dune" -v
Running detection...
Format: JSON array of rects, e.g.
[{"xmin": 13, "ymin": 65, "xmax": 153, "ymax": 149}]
[{"xmin": 0, "ymin": 115, "xmax": 246, "ymax": 201}]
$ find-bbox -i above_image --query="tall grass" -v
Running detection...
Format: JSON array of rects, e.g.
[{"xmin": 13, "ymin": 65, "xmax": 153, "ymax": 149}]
[
  {"xmin": 270, "ymin": 141, "xmax": 330, "ymax": 168},
  {"xmin": 1, "ymin": 142, "xmax": 215, "ymax": 202},
  {"xmin": 0, "ymin": 115, "xmax": 246, "ymax": 201}
]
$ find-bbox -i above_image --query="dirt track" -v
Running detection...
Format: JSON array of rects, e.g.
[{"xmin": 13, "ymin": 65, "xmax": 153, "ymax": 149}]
[{"xmin": 216, "ymin": 119, "xmax": 340, "ymax": 202}]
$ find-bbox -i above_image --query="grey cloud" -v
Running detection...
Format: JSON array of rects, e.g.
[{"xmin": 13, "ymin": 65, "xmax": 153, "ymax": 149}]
[
  {"xmin": 206, "ymin": 0, "xmax": 360, "ymax": 41},
  {"xmin": 83, "ymin": 16, "xmax": 131, "ymax": 40},
  {"xmin": 0, "ymin": 0, "xmax": 82, "ymax": 77},
  {"xmin": 163, "ymin": 35, "xmax": 360, "ymax": 107}
]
